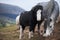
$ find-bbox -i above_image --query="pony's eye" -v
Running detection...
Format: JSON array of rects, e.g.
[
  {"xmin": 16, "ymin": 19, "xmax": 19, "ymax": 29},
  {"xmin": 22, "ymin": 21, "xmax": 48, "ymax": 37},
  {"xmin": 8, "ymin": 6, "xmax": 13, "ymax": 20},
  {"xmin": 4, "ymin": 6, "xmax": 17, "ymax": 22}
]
[
  {"xmin": 50, "ymin": 26, "xmax": 51, "ymax": 28},
  {"xmin": 50, "ymin": 19, "xmax": 52, "ymax": 22}
]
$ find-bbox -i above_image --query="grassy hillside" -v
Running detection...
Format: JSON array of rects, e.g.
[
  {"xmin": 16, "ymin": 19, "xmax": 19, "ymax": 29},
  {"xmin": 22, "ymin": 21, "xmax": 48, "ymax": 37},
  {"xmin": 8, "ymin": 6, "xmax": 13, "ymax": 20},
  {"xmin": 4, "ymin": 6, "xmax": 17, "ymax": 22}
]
[{"xmin": 0, "ymin": 16, "xmax": 16, "ymax": 27}]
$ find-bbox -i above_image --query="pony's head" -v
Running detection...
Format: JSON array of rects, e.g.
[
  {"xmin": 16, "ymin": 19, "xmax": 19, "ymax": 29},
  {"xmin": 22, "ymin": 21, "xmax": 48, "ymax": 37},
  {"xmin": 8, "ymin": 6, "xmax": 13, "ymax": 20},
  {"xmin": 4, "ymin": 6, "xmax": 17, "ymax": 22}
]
[{"xmin": 31, "ymin": 5, "xmax": 43, "ymax": 21}]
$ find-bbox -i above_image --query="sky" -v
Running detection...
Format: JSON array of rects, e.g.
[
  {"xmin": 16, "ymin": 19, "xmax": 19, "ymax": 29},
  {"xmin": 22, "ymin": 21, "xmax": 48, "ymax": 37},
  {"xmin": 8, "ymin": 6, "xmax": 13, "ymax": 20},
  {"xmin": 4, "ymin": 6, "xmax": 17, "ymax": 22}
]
[{"xmin": 0, "ymin": 0, "xmax": 60, "ymax": 11}]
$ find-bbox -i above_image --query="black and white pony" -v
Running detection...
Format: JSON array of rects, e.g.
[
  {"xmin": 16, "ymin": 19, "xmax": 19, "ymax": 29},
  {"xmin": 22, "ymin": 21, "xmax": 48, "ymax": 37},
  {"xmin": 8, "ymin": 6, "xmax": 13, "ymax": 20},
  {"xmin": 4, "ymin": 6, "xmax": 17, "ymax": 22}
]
[
  {"xmin": 43, "ymin": 0, "xmax": 59, "ymax": 37},
  {"xmin": 16, "ymin": 5, "xmax": 44, "ymax": 39}
]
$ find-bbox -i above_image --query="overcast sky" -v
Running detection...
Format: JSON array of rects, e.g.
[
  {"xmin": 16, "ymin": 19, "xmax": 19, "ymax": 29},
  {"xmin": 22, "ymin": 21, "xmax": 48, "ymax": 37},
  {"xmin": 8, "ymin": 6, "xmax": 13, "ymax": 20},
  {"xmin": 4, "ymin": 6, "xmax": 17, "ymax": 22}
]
[{"xmin": 0, "ymin": 0, "xmax": 60, "ymax": 11}]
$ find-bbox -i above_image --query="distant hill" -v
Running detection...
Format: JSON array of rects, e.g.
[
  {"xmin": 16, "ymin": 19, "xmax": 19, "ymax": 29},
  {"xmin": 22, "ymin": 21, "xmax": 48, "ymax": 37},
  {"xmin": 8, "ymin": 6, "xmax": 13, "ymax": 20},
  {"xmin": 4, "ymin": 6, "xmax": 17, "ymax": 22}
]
[
  {"xmin": 0, "ymin": 3, "xmax": 25, "ymax": 14},
  {"xmin": 0, "ymin": 13, "xmax": 17, "ymax": 19},
  {"xmin": 0, "ymin": 3, "xmax": 25, "ymax": 26},
  {"xmin": 0, "ymin": 3, "xmax": 25, "ymax": 19}
]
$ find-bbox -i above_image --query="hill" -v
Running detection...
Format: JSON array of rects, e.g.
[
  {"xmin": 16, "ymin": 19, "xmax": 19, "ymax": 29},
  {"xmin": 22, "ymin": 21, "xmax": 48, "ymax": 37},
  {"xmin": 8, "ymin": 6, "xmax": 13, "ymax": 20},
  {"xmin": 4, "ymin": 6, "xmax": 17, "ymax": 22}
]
[{"xmin": 0, "ymin": 3, "xmax": 25, "ymax": 26}]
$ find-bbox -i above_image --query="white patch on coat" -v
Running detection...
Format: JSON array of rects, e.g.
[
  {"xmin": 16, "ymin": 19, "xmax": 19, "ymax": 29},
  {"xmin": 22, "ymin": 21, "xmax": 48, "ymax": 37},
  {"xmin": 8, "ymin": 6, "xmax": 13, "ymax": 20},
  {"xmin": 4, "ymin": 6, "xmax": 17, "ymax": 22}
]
[{"xmin": 36, "ymin": 9, "xmax": 41, "ymax": 21}]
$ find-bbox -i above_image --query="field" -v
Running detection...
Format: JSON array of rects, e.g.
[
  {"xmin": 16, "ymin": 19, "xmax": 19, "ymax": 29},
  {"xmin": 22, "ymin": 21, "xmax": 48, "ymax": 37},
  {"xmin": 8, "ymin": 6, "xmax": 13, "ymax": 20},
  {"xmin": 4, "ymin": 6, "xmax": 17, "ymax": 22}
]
[{"xmin": 0, "ymin": 22, "xmax": 60, "ymax": 40}]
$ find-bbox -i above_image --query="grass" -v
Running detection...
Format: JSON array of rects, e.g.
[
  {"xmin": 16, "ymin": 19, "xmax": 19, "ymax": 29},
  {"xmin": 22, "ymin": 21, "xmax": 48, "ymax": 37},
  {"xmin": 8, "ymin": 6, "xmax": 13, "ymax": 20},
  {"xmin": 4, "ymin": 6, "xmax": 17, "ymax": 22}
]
[
  {"xmin": 0, "ymin": 23, "xmax": 60, "ymax": 40},
  {"xmin": 0, "ymin": 25, "xmax": 17, "ymax": 32},
  {"xmin": 0, "ymin": 25, "xmax": 19, "ymax": 40},
  {"xmin": 0, "ymin": 25, "xmax": 43, "ymax": 40}
]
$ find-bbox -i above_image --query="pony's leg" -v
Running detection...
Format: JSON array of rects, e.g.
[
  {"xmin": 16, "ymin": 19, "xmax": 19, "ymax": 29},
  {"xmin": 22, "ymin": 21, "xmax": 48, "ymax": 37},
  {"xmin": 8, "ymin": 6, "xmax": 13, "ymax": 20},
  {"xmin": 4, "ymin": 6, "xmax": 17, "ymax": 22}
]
[
  {"xmin": 16, "ymin": 15, "xmax": 20, "ymax": 30},
  {"xmin": 31, "ymin": 31, "xmax": 34, "ymax": 37},
  {"xmin": 16, "ymin": 24, "xmax": 20, "ymax": 30},
  {"xmin": 29, "ymin": 31, "xmax": 31, "ymax": 39},
  {"xmin": 40, "ymin": 21, "xmax": 45, "ymax": 35},
  {"xmin": 19, "ymin": 25, "xmax": 23, "ymax": 39},
  {"xmin": 43, "ymin": 20, "xmax": 48, "ymax": 37},
  {"xmin": 29, "ymin": 23, "xmax": 35, "ymax": 39},
  {"xmin": 31, "ymin": 24, "xmax": 36, "ymax": 37},
  {"xmin": 29, "ymin": 31, "xmax": 33, "ymax": 39},
  {"xmin": 38, "ymin": 20, "xmax": 43, "ymax": 35},
  {"xmin": 29, "ymin": 27, "xmax": 33, "ymax": 39}
]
